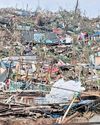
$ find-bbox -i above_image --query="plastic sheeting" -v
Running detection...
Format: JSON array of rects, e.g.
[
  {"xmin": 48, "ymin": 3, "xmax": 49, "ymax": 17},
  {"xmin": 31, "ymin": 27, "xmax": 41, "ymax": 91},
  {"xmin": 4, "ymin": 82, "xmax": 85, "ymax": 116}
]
[
  {"xmin": 45, "ymin": 78, "xmax": 85, "ymax": 103},
  {"xmin": 0, "ymin": 62, "xmax": 8, "ymax": 82}
]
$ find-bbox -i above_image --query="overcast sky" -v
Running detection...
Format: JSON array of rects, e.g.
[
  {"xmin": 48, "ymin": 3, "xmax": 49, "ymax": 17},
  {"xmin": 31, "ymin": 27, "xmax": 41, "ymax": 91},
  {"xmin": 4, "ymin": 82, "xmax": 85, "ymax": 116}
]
[{"xmin": 0, "ymin": 0, "xmax": 100, "ymax": 18}]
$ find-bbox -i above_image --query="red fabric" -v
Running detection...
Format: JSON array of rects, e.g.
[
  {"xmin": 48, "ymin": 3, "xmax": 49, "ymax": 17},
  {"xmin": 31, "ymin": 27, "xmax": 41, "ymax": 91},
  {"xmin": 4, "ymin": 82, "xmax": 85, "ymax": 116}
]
[
  {"xmin": 53, "ymin": 28, "xmax": 63, "ymax": 34},
  {"xmin": 47, "ymin": 67, "xmax": 59, "ymax": 73},
  {"xmin": 5, "ymin": 79, "xmax": 10, "ymax": 88}
]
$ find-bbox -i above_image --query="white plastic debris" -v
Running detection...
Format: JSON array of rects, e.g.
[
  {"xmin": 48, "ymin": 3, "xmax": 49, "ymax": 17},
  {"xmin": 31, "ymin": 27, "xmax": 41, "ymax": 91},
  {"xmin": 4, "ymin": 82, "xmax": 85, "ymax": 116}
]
[
  {"xmin": 45, "ymin": 78, "xmax": 85, "ymax": 103},
  {"xmin": 65, "ymin": 35, "xmax": 73, "ymax": 44},
  {"xmin": 32, "ymin": 62, "xmax": 36, "ymax": 72}
]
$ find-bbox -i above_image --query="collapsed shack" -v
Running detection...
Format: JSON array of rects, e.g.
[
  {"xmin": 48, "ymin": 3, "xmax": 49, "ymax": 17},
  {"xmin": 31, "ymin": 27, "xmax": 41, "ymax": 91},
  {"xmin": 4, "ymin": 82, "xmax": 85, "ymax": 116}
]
[{"xmin": 0, "ymin": 95, "xmax": 99, "ymax": 125}]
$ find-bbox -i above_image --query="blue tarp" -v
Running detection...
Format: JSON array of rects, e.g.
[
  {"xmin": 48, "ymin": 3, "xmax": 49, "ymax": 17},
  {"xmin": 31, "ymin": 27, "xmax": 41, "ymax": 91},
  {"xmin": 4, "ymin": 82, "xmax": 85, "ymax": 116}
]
[
  {"xmin": 93, "ymin": 31, "xmax": 100, "ymax": 36},
  {"xmin": 34, "ymin": 33, "xmax": 45, "ymax": 43},
  {"xmin": 34, "ymin": 32, "xmax": 60, "ymax": 44}
]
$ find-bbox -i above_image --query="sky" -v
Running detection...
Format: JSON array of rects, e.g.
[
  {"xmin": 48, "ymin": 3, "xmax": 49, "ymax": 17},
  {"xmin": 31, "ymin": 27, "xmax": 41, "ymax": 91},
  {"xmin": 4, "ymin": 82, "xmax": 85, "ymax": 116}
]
[{"xmin": 0, "ymin": 0, "xmax": 100, "ymax": 18}]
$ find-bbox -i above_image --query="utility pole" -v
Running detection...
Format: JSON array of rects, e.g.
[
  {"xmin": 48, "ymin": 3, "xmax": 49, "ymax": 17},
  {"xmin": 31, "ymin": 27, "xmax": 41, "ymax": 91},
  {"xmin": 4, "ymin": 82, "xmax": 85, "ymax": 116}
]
[
  {"xmin": 75, "ymin": 0, "xmax": 79, "ymax": 13},
  {"xmin": 38, "ymin": 0, "xmax": 40, "ymax": 9},
  {"xmin": 38, "ymin": 0, "xmax": 40, "ymax": 7},
  {"xmin": 26, "ymin": 3, "xmax": 28, "ymax": 11},
  {"xmin": 15, "ymin": 3, "xmax": 18, "ymax": 9}
]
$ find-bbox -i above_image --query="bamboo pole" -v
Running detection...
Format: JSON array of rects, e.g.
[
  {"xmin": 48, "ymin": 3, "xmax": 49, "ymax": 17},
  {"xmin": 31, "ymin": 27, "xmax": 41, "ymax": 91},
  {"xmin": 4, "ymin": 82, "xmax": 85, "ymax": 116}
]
[{"xmin": 58, "ymin": 95, "xmax": 77, "ymax": 124}]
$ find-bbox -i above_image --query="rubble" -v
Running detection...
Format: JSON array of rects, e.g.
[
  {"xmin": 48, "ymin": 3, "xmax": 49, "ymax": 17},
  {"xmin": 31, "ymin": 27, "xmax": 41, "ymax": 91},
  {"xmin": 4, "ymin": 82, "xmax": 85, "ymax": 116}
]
[{"xmin": 0, "ymin": 6, "xmax": 99, "ymax": 125}]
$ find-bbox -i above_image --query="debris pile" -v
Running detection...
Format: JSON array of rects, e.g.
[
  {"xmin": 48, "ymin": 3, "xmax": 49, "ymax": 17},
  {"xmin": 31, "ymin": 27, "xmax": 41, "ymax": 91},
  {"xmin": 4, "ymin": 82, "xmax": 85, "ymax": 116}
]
[{"xmin": 0, "ymin": 7, "xmax": 100, "ymax": 125}]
